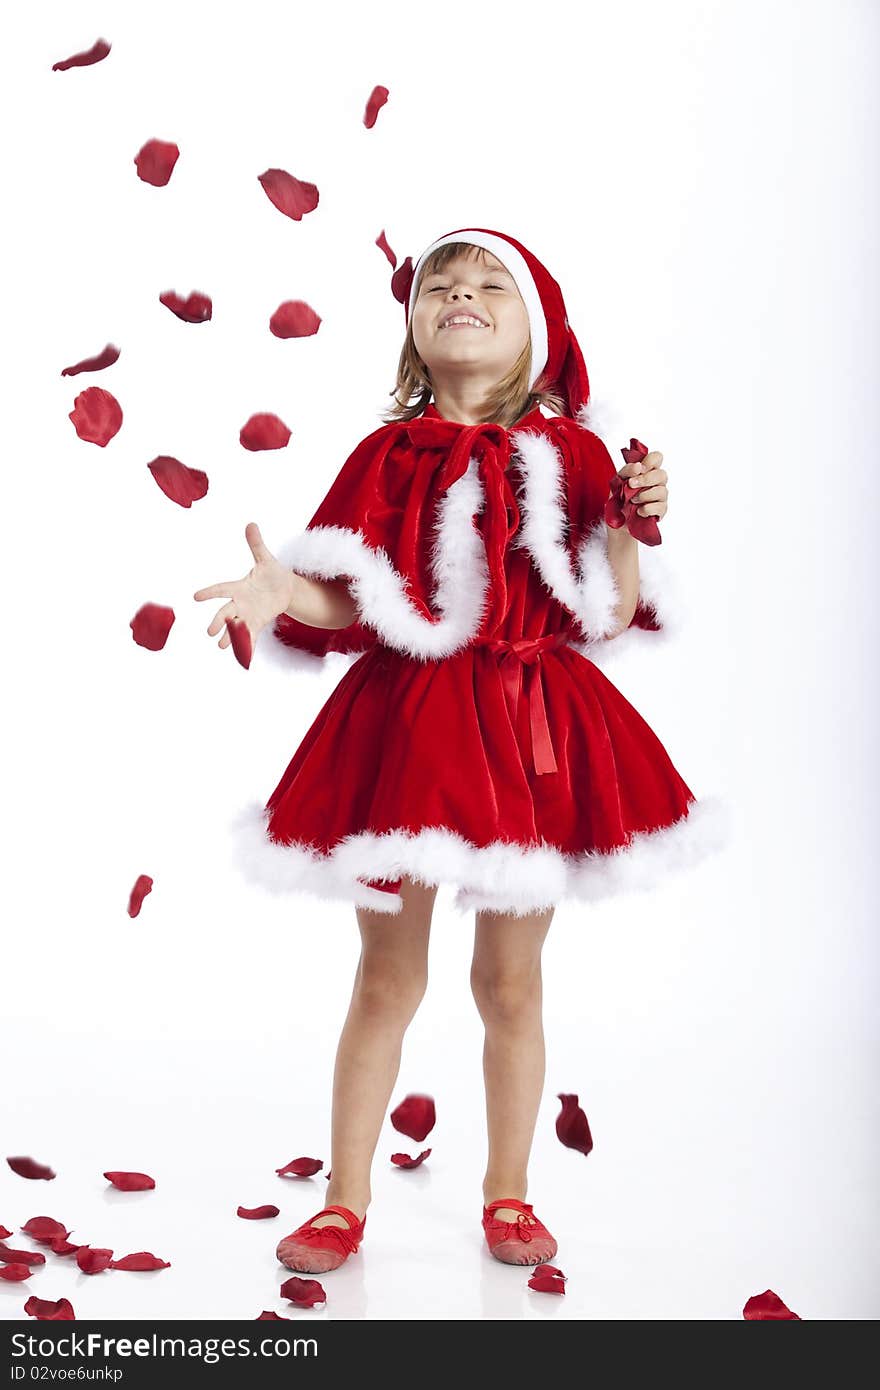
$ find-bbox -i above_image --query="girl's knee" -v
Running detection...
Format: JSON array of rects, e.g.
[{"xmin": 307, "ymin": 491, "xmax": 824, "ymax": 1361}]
[
  {"xmin": 356, "ymin": 960, "xmax": 428, "ymax": 1021},
  {"xmin": 469, "ymin": 964, "xmax": 541, "ymax": 1023}
]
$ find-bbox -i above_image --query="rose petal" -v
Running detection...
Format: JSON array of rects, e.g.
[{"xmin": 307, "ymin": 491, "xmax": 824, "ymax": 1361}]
[
  {"xmin": 390, "ymin": 1148, "xmax": 431, "ymax": 1169},
  {"xmin": 237, "ymin": 1205, "xmax": 280, "ymax": 1220},
  {"xmin": 131, "ymin": 603, "xmax": 175, "ymax": 652},
  {"xmin": 135, "ymin": 139, "xmax": 180, "ymax": 187},
  {"xmin": 127, "ymin": 875, "xmax": 154, "ymax": 919},
  {"xmin": 21, "ymin": 1217, "xmax": 70, "ymax": 1244},
  {"xmin": 258, "ymin": 169, "xmax": 319, "ymax": 222},
  {"xmin": 239, "ymin": 413, "xmax": 292, "ymax": 452},
  {"xmin": 390, "ymin": 1094, "xmax": 435, "ymax": 1142},
  {"xmin": 280, "ymin": 1275, "xmax": 326, "ymax": 1308},
  {"xmin": 147, "ymin": 455, "xmax": 209, "ymax": 509},
  {"xmin": 391, "ymin": 256, "xmax": 415, "ymax": 306},
  {"xmin": 227, "ymin": 617, "xmax": 253, "ymax": 671},
  {"xmin": 0, "ymin": 1243, "xmax": 46, "ymax": 1267},
  {"xmin": 108, "ymin": 1251, "xmax": 171, "ymax": 1271},
  {"xmin": 376, "ymin": 230, "xmax": 397, "ymax": 270},
  {"xmin": 103, "ymin": 1171, "xmax": 155, "ymax": 1192},
  {"xmin": 0, "ymin": 1263, "xmax": 33, "ymax": 1282},
  {"xmin": 0, "ymin": 1226, "xmax": 11, "ymax": 1239},
  {"xmin": 276, "ymin": 1158, "xmax": 323, "ymax": 1178},
  {"xmin": 528, "ymin": 1268, "xmax": 567, "ymax": 1295},
  {"xmin": 603, "ymin": 438, "xmax": 662, "ymax": 546},
  {"xmin": 24, "ymin": 1295, "xmax": 76, "ymax": 1320},
  {"xmin": 555, "ymin": 1094, "xmax": 593, "ymax": 1155},
  {"xmin": 256, "ymin": 1310, "xmax": 289, "ymax": 1319},
  {"xmin": 269, "ymin": 301, "xmax": 322, "ymax": 339},
  {"xmin": 52, "ymin": 39, "xmax": 111, "ymax": 71},
  {"xmin": 159, "ymin": 291, "xmax": 212, "ymax": 323},
  {"xmin": 75, "ymin": 1246, "xmax": 113, "ymax": 1275},
  {"xmin": 743, "ymin": 1289, "xmax": 801, "ymax": 1320},
  {"xmin": 363, "ymin": 85, "xmax": 389, "ymax": 129},
  {"xmin": 46, "ymin": 1238, "xmax": 81, "ymax": 1256},
  {"xmin": 7, "ymin": 1157, "xmax": 56, "ymax": 1181},
  {"xmin": 61, "ymin": 344, "xmax": 120, "ymax": 376},
  {"xmin": 69, "ymin": 386, "xmax": 123, "ymax": 446}
]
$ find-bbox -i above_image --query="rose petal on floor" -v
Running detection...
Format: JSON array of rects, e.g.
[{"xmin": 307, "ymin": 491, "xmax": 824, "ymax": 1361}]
[{"xmin": 103, "ymin": 1171, "xmax": 155, "ymax": 1192}]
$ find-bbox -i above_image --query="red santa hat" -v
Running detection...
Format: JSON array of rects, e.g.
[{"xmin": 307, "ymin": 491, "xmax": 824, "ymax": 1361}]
[{"xmin": 402, "ymin": 227, "xmax": 591, "ymax": 418}]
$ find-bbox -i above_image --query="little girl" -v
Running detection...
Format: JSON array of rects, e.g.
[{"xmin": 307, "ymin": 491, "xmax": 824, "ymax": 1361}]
[{"xmin": 193, "ymin": 227, "xmax": 724, "ymax": 1274}]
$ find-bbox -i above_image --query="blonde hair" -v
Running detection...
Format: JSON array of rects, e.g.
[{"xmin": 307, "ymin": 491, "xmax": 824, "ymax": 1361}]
[{"xmin": 381, "ymin": 241, "xmax": 567, "ymax": 430}]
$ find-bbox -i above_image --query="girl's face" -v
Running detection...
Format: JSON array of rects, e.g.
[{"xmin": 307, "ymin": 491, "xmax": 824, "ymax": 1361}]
[{"xmin": 410, "ymin": 250, "xmax": 531, "ymax": 388}]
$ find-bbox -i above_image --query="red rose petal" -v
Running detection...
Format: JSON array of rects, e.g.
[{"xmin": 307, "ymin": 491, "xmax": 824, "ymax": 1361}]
[
  {"xmin": 528, "ymin": 1266, "xmax": 567, "ymax": 1295},
  {"xmin": 239, "ymin": 413, "xmax": 292, "ymax": 451},
  {"xmin": 103, "ymin": 1171, "xmax": 155, "ymax": 1192},
  {"xmin": 269, "ymin": 301, "xmax": 322, "ymax": 339},
  {"xmin": 0, "ymin": 1243, "xmax": 46, "ymax": 1267},
  {"xmin": 52, "ymin": 38, "xmax": 111, "ymax": 71},
  {"xmin": 743, "ymin": 1289, "xmax": 801, "ymax": 1320},
  {"xmin": 7, "ymin": 1157, "xmax": 56, "ymax": 1181},
  {"xmin": 25, "ymin": 1295, "xmax": 76, "ymax": 1320},
  {"xmin": 0, "ymin": 1226, "xmax": 11, "ymax": 1239},
  {"xmin": 158, "ymin": 290, "xmax": 212, "ymax": 323},
  {"xmin": 127, "ymin": 875, "xmax": 153, "ymax": 919},
  {"xmin": 131, "ymin": 603, "xmax": 175, "ymax": 651},
  {"xmin": 109, "ymin": 1252, "xmax": 171, "ymax": 1271},
  {"xmin": 69, "ymin": 385, "xmax": 123, "ymax": 446},
  {"xmin": 276, "ymin": 1157, "xmax": 323, "ymax": 1178},
  {"xmin": 280, "ymin": 1275, "xmax": 326, "ymax": 1308},
  {"xmin": 147, "ymin": 455, "xmax": 209, "ymax": 509},
  {"xmin": 61, "ymin": 344, "xmax": 120, "ymax": 376},
  {"xmin": 76, "ymin": 1247, "xmax": 113, "ymax": 1275},
  {"xmin": 390, "ymin": 1094, "xmax": 435, "ymax": 1142},
  {"xmin": 227, "ymin": 617, "xmax": 253, "ymax": 670},
  {"xmin": 237, "ymin": 1205, "xmax": 280, "ymax": 1220},
  {"xmin": 0, "ymin": 1263, "xmax": 33, "ymax": 1282},
  {"xmin": 258, "ymin": 169, "xmax": 319, "ymax": 222},
  {"xmin": 135, "ymin": 139, "xmax": 180, "ymax": 187},
  {"xmin": 390, "ymin": 1148, "xmax": 431, "ymax": 1169},
  {"xmin": 46, "ymin": 1238, "xmax": 81, "ymax": 1256},
  {"xmin": 376, "ymin": 230, "xmax": 397, "ymax": 270},
  {"xmin": 391, "ymin": 256, "xmax": 415, "ymax": 306},
  {"xmin": 363, "ymin": 85, "xmax": 390, "ymax": 128},
  {"xmin": 256, "ymin": 1310, "xmax": 289, "ymax": 1319},
  {"xmin": 21, "ymin": 1217, "xmax": 70, "ymax": 1244},
  {"xmin": 555, "ymin": 1094, "xmax": 593, "ymax": 1155}
]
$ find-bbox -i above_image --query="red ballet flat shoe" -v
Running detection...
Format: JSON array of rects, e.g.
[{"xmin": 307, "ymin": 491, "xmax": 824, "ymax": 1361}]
[
  {"xmin": 482, "ymin": 1197, "xmax": 558, "ymax": 1266},
  {"xmin": 276, "ymin": 1204, "xmax": 367, "ymax": 1274}
]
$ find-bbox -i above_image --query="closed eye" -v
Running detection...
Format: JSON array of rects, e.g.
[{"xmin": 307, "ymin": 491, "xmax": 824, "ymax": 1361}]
[{"xmin": 427, "ymin": 284, "xmax": 505, "ymax": 291}]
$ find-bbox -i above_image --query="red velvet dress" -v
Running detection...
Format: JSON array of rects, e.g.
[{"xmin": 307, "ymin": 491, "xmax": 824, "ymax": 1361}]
[{"xmin": 230, "ymin": 404, "xmax": 727, "ymax": 915}]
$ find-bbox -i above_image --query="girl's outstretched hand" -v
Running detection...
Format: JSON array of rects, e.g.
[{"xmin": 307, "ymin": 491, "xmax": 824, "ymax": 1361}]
[{"xmin": 193, "ymin": 522, "xmax": 295, "ymax": 666}]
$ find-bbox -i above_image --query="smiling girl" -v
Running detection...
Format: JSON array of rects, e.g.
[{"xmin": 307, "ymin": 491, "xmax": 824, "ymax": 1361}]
[{"xmin": 194, "ymin": 227, "xmax": 725, "ymax": 1274}]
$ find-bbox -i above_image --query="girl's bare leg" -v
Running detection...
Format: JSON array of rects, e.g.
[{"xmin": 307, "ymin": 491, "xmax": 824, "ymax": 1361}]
[{"xmin": 470, "ymin": 905, "xmax": 555, "ymax": 1234}]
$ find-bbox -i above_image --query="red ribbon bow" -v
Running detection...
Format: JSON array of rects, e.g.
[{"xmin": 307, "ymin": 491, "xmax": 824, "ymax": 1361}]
[
  {"xmin": 486, "ymin": 631, "xmax": 569, "ymax": 776},
  {"xmin": 604, "ymin": 437, "xmax": 662, "ymax": 546}
]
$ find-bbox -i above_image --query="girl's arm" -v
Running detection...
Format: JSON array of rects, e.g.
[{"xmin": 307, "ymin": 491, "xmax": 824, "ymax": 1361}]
[
  {"xmin": 283, "ymin": 571, "xmax": 358, "ymax": 631},
  {"xmin": 605, "ymin": 523, "xmax": 640, "ymax": 637}
]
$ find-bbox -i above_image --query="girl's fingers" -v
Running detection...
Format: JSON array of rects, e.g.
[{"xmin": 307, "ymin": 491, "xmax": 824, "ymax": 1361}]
[
  {"xmin": 637, "ymin": 502, "xmax": 667, "ymax": 517},
  {"xmin": 194, "ymin": 582, "xmax": 238, "ymax": 602},
  {"xmin": 245, "ymin": 521, "xmax": 271, "ymax": 562},
  {"xmin": 630, "ymin": 484, "xmax": 668, "ymax": 503},
  {"xmin": 207, "ymin": 601, "xmax": 236, "ymax": 637}
]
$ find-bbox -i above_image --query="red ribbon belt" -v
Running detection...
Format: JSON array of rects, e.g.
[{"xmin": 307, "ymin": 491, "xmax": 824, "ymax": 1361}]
[{"xmin": 486, "ymin": 631, "xmax": 569, "ymax": 776}]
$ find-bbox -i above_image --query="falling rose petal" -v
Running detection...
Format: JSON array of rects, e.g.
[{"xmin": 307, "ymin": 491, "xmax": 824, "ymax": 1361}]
[
  {"xmin": 135, "ymin": 139, "xmax": 180, "ymax": 187},
  {"xmin": 69, "ymin": 386, "xmax": 123, "ymax": 446},
  {"xmin": 7, "ymin": 1157, "xmax": 56, "ymax": 1181},
  {"xmin": 269, "ymin": 301, "xmax": 322, "ymax": 339},
  {"xmin": 75, "ymin": 1247, "xmax": 113, "ymax": 1275},
  {"xmin": 0, "ymin": 1243, "xmax": 46, "ymax": 1267},
  {"xmin": 109, "ymin": 1252, "xmax": 170, "ymax": 1271},
  {"xmin": 280, "ymin": 1275, "xmax": 326, "ymax": 1308},
  {"xmin": 127, "ymin": 875, "xmax": 153, "ymax": 919},
  {"xmin": 103, "ymin": 1171, "xmax": 155, "ymax": 1192},
  {"xmin": 390, "ymin": 1148, "xmax": 431, "ymax": 1169},
  {"xmin": 555, "ymin": 1093, "xmax": 593, "ymax": 1156},
  {"xmin": 390, "ymin": 256, "xmax": 415, "ymax": 306},
  {"xmin": 528, "ymin": 1266, "xmax": 567, "ymax": 1295},
  {"xmin": 147, "ymin": 455, "xmax": 209, "ymax": 509},
  {"xmin": 258, "ymin": 169, "xmax": 319, "ymax": 222},
  {"xmin": 237, "ymin": 1205, "xmax": 280, "ymax": 1220},
  {"xmin": 61, "ymin": 344, "xmax": 120, "ymax": 376},
  {"xmin": 0, "ymin": 1263, "xmax": 33, "ymax": 1282},
  {"xmin": 21, "ymin": 1217, "xmax": 69, "ymax": 1244},
  {"xmin": 0, "ymin": 1226, "xmax": 11, "ymax": 1239},
  {"xmin": 52, "ymin": 38, "xmax": 111, "ymax": 71},
  {"xmin": 130, "ymin": 603, "xmax": 175, "ymax": 652},
  {"xmin": 376, "ymin": 230, "xmax": 397, "ymax": 270},
  {"xmin": 276, "ymin": 1158, "xmax": 323, "ymax": 1178},
  {"xmin": 240, "ymin": 413, "xmax": 292, "ymax": 452},
  {"xmin": 390, "ymin": 1094, "xmax": 435, "ymax": 1142},
  {"xmin": 743, "ymin": 1289, "xmax": 801, "ymax": 1320},
  {"xmin": 46, "ymin": 1238, "xmax": 81, "ymax": 1256},
  {"xmin": 227, "ymin": 617, "xmax": 252, "ymax": 671},
  {"xmin": 25, "ymin": 1295, "xmax": 76, "ymax": 1320},
  {"xmin": 363, "ymin": 85, "xmax": 390, "ymax": 128},
  {"xmin": 158, "ymin": 290, "xmax": 213, "ymax": 324}
]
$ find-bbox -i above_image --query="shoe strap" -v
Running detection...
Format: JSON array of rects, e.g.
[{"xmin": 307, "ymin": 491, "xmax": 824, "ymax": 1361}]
[
  {"xmin": 318, "ymin": 1204, "xmax": 365, "ymax": 1230},
  {"xmin": 484, "ymin": 1198, "xmax": 535, "ymax": 1217}
]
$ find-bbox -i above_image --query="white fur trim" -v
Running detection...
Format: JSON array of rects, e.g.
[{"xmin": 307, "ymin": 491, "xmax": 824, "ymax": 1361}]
[
  {"xmin": 229, "ymin": 795, "xmax": 731, "ymax": 917},
  {"xmin": 259, "ymin": 457, "xmax": 490, "ymax": 663}
]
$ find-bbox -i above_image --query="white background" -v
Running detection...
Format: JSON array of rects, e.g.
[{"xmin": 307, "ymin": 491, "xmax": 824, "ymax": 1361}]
[{"xmin": 1, "ymin": 0, "xmax": 877, "ymax": 1321}]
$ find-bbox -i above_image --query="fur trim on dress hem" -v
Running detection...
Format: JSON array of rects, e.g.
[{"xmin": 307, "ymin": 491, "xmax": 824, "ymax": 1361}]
[{"xmin": 227, "ymin": 795, "xmax": 731, "ymax": 918}]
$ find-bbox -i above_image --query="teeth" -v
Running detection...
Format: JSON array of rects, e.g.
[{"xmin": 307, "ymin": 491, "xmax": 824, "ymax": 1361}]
[{"xmin": 440, "ymin": 316, "xmax": 487, "ymax": 329}]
